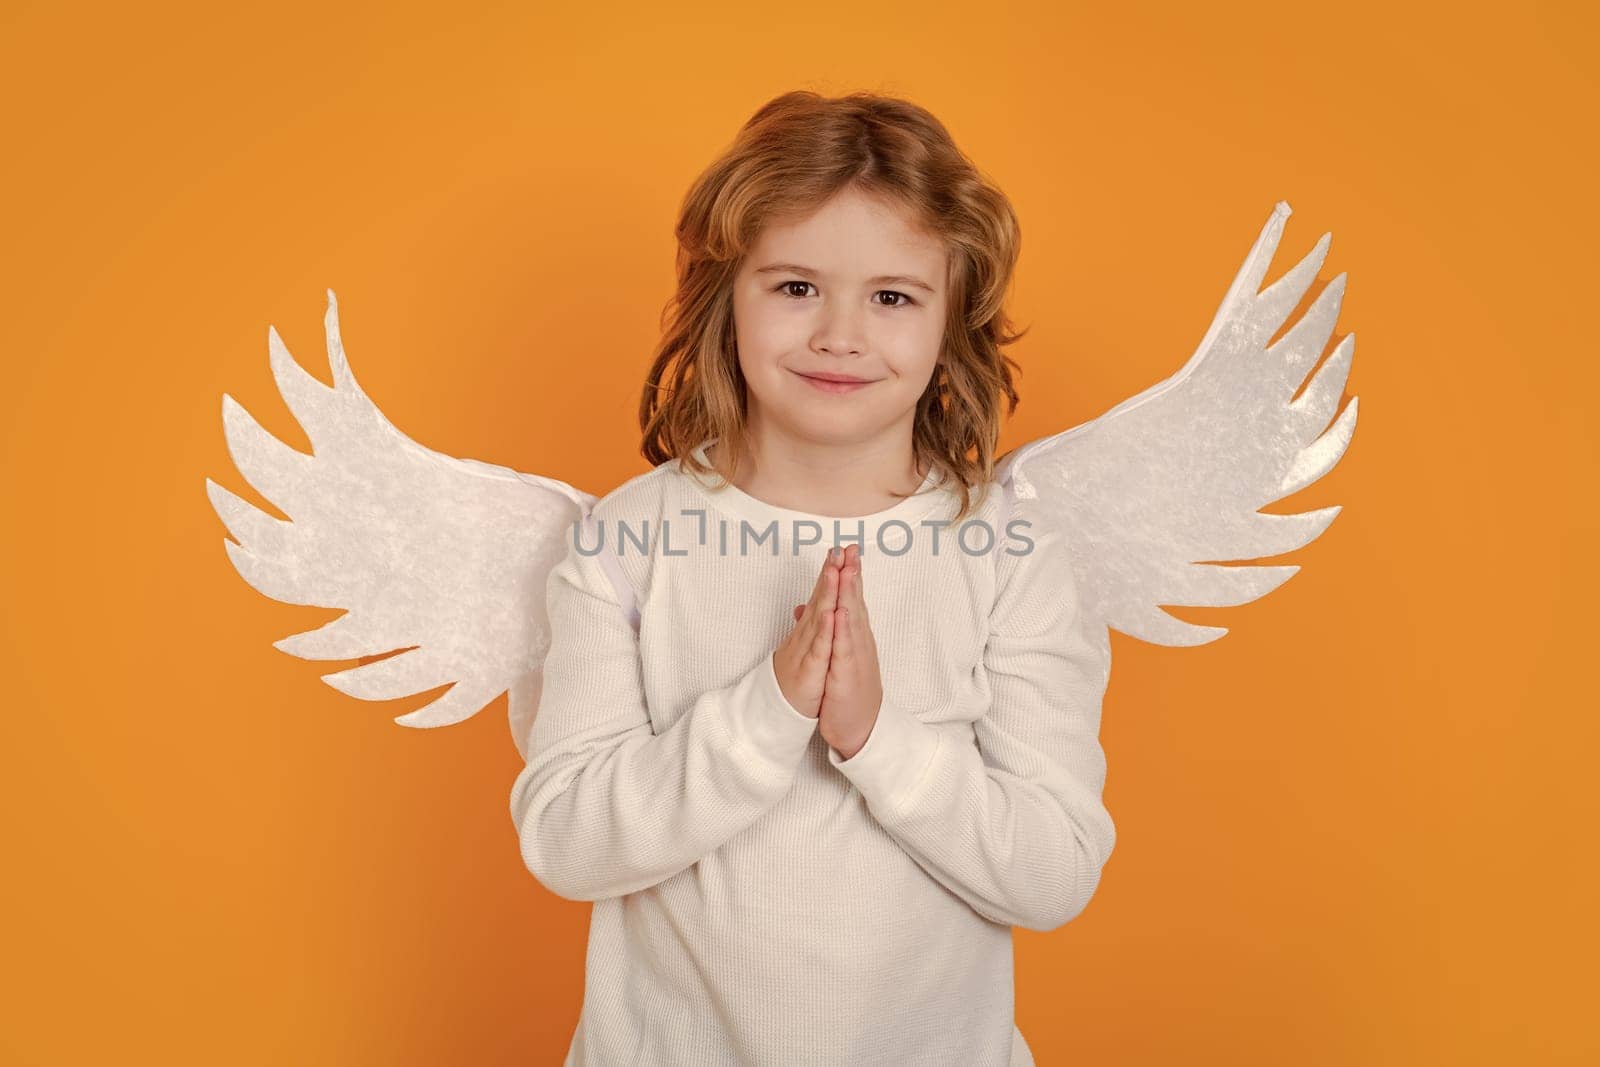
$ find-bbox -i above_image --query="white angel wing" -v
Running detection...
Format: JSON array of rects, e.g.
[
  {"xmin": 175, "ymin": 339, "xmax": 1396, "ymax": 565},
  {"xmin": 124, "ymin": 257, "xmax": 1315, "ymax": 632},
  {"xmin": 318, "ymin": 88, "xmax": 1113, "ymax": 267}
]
[
  {"xmin": 999, "ymin": 200, "xmax": 1359, "ymax": 647},
  {"xmin": 205, "ymin": 290, "xmax": 596, "ymax": 759}
]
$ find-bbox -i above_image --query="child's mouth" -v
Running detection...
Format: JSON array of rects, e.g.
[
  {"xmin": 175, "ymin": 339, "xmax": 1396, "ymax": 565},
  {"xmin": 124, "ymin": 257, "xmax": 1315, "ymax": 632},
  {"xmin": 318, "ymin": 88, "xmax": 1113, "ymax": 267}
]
[{"xmin": 796, "ymin": 372, "xmax": 876, "ymax": 394}]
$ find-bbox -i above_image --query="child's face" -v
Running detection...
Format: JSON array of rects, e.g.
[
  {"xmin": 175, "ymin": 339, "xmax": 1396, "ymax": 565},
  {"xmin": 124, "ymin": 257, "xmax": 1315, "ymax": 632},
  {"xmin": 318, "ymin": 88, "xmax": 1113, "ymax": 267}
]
[{"xmin": 731, "ymin": 186, "xmax": 948, "ymax": 450}]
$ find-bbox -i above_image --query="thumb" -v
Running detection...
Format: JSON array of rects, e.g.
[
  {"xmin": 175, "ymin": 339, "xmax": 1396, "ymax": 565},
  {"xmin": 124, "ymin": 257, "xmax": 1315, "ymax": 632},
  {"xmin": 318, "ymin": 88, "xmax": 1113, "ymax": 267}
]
[{"xmin": 793, "ymin": 604, "xmax": 806, "ymax": 622}]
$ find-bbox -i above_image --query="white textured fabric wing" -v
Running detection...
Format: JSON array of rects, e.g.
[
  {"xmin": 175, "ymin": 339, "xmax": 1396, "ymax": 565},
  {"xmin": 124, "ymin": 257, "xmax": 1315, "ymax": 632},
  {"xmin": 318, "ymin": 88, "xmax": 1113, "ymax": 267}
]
[
  {"xmin": 998, "ymin": 201, "xmax": 1359, "ymax": 647},
  {"xmin": 205, "ymin": 291, "xmax": 595, "ymax": 760}
]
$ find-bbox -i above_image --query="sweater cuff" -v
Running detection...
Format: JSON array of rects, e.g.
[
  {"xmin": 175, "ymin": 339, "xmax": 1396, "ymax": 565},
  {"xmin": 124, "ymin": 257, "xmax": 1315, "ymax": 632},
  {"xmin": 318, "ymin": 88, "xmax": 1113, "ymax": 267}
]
[
  {"xmin": 826, "ymin": 696, "xmax": 943, "ymax": 818},
  {"xmin": 725, "ymin": 651, "xmax": 821, "ymax": 773}
]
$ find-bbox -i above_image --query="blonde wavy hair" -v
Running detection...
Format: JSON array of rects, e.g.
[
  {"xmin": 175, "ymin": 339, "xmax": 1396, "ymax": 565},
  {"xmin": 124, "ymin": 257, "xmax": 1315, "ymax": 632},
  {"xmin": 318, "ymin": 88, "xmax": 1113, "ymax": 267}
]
[{"xmin": 638, "ymin": 89, "xmax": 1029, "ymax": 523}]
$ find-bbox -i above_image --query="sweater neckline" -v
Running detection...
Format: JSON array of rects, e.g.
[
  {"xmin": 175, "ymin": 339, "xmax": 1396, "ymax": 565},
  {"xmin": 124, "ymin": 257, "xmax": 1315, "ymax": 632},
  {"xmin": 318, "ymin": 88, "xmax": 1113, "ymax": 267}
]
[{"xmin": 682, "ymin": 438, "xmax": 949, "ymax": 537}]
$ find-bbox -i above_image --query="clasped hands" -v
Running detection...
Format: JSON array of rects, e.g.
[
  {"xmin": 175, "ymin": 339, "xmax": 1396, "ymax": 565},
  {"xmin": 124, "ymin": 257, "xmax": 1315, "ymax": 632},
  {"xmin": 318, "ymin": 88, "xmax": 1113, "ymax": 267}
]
[{"xmin": 772, "ymin": 544, "xmax": 882, "ymax": 761}]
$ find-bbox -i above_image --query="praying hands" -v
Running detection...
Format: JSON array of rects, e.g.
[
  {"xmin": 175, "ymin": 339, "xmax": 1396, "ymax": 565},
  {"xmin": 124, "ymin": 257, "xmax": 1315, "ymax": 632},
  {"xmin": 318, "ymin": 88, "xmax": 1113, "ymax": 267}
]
[{"xmin": 772, "ymin": 544, "xmax": 883, "ymax": 760}]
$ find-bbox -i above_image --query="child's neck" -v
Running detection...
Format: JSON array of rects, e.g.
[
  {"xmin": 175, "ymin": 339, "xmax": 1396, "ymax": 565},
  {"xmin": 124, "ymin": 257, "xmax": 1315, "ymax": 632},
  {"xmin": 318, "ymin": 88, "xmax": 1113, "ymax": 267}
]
[{"xmin": 707, "ymin": 434, "xmax": 930, "ymax": 519}]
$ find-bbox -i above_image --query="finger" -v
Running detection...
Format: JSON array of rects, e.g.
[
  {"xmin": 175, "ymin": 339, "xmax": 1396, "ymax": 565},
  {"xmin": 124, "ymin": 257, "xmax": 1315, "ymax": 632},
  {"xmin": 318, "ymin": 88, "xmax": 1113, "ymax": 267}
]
[
  {"xmin": 837, "ymin": 559, "xmax": 875, "ymax": 659},
  {"xmin": 801, "ymin": 578, "xmax": 833, "ymax": 652},
  {"xmin": 853, "ymin": 575, "xmax": 877, "ymax": 654},
  {"xmin": 847, "ymin": 547, "xmax": 870, "ymax": 626},
  {"xmin": 798, "ymin": 592, "xmax": 820, "ymax": 643},
  {"xmin": 810, "ymin": 548, "xmax": 839, "ymax": 609},
  {"xmin": 808, "ymin": 607, "xmax": 834, "ymax": 662},
  {"xmin": 840, "ymin": 551, "xmax": 863, "ymax": 613},
  {"xmin": 799, "ymin": 578, "xmax": 824, "ymax": 636},
  {"xmin": 832, "ymin": 604, "xmax": 854, "ymax": 663},
  {"xmin": 818, "ymin": 552, "xmax": 840, "ymax": 612}
]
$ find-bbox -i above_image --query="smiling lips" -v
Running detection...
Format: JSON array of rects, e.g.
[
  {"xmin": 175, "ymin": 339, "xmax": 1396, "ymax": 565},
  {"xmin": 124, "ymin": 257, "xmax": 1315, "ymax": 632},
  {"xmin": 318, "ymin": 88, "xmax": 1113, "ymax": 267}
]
[{"xmin": 796, "ymin": 370, "xmax": 878, "ymax": 394}]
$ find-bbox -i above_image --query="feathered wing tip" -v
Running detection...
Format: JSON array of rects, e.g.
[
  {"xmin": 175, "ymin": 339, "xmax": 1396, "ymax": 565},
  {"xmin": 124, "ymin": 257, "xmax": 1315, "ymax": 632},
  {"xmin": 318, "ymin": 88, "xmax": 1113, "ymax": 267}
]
[
  {"xmin": 207, "ymin": 290, "xmax": 597, "ymax": 737},
  {"xmin": 1006, "ymin": 200, "xmax": 1359, "ymax": 650}
]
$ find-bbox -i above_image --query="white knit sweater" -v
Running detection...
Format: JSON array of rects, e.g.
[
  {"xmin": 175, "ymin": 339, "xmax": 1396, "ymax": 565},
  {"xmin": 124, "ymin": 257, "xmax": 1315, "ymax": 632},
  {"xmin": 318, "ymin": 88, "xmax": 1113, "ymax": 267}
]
[{"xmin": 510, "ymin": 440, "xmax": 1116, "ymax": 1066}]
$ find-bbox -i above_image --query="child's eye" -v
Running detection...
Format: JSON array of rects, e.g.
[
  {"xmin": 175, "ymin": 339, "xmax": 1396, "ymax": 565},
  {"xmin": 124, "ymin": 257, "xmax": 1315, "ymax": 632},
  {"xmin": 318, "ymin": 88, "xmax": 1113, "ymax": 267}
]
[
  {"xmin": 874, "ymin": 290, "xmax": 916, "ymax": 308},
  {"xmin": 777, "ymin": 280, "xmax": 816, "ymax": 299}
]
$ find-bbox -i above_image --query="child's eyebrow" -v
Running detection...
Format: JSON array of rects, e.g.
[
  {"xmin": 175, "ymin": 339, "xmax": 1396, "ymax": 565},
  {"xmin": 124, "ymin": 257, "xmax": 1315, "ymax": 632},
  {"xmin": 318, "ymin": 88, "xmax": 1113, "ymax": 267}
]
[{"xmin": 752, "ymin": 262, "xmax": 936, "ymax": 294}]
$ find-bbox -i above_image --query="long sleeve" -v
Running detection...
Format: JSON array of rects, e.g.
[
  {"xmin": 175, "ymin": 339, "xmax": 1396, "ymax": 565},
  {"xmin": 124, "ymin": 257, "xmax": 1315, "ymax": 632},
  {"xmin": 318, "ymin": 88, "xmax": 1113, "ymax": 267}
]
[
  {"xmin": 511, "ymin": 535, "xmax": 819, "ymax": 903},
  {"xmin": 825, "ymin": 508, "xmax": 1116, "ymax": 931}
]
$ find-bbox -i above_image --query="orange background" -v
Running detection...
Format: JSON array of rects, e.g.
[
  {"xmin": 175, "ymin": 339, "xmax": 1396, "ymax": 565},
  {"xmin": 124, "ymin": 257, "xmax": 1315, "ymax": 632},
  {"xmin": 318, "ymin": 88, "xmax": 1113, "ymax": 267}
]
[{"xmin": 3, "ymin": 1, "xmax": 1595, "ymax": 1063}]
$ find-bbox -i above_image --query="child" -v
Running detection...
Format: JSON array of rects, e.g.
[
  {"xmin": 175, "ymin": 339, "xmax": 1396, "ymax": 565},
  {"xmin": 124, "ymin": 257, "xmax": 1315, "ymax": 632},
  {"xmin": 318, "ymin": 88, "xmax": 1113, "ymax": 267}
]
[{"xmin": 511, "ymin": 90, "xmax": 1114, "ymax": 1067}]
